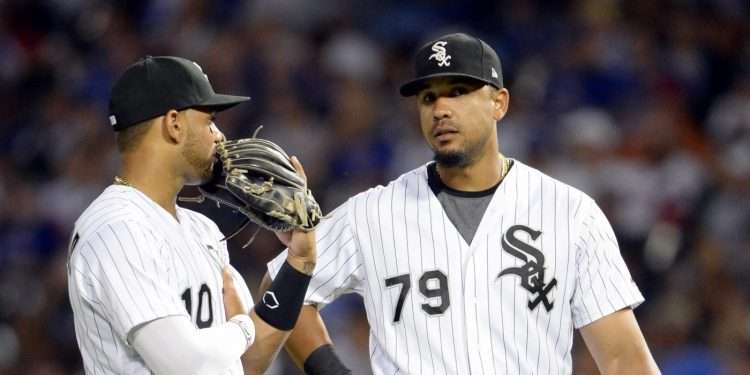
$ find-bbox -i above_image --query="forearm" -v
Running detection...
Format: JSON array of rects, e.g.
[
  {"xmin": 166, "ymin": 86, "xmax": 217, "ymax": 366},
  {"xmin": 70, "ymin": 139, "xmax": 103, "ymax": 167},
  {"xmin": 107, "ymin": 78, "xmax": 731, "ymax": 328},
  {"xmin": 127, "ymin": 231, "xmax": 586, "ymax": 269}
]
[
  {"xmin": 241, "ymin": 310, "xmax": 292, "ymax": 374},
  {"xmin": 285, "ymin": 305, "xmax": 332, "ymax": 368},
  {"xmin": 285, "ymin": 305, "xmax": 351, "ymax": 375},
  {"xmin": 242, "ymin": 259, "xmax": 315, "ymax": 374},
  {"xmin": 599, "ymin": 356, "xmax": 660, "ymax": 374},
  {"xmin": 132, "ymin": 316, "xmax": 249, "ymax": 375},
  {"xmin": 596, "ymin": 343, "xmax": 660, "ymax": 375},
  {"xmin": 581, "ymin": 309, "xmax": 660, "ymax": 375}
]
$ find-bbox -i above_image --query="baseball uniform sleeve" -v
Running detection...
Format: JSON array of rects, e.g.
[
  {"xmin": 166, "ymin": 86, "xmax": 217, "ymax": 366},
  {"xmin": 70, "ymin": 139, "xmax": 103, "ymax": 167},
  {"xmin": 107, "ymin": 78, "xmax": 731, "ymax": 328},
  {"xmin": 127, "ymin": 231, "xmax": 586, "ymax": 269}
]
[
  {"xmin": 570, "ymin": 198, "xmax": 644, "ymax": 329},
  {"xmin": 268, "ymin": 201, "xmax": 365, "ymax": 309},
  {"xmin": 132, "ymin": 315, "xmax": 248, "ymax": 375},
  {"xmin": 72, "ymin": 220, "xmax": 188, "ymax": 344}
]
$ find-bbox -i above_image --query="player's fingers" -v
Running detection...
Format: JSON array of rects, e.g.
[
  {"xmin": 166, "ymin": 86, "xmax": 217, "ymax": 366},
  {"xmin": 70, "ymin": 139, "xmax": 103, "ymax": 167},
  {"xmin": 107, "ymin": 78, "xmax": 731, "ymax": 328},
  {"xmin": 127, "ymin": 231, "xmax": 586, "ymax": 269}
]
[
  {"xmin": 290, "ymin": 155, "xmax": 308, "ymax": 185},
  {"xmin": 222, "ymin": 266, "xmax": 246, "ymax": 319},
  {"xmin": 222, "ymin": 266, "xmax": 235, "ymax": 291}
]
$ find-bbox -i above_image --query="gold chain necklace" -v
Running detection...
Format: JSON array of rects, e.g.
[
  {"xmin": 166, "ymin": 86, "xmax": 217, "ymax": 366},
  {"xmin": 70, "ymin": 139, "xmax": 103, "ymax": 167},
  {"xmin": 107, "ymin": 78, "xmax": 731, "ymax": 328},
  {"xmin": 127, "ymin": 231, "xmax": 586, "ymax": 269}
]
[
  {"xmin": 113, "ymin": 176, "xmax": 132, "ymax": 187},
  {"xmin": 499, "ymin": 153, "xmax": 509, "ymax": 181},
  {"xmin": 436, "ymin": 154, "xmax": 510, "ymax": 186}
]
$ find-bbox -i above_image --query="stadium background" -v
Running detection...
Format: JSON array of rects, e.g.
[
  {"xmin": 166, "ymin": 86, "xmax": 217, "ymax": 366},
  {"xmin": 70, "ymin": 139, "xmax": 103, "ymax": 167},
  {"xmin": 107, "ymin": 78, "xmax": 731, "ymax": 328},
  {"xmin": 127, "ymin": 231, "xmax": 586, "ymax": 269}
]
[{"xmin": 1, "ymin": 0, "xmax": 749, "ymax": 374}]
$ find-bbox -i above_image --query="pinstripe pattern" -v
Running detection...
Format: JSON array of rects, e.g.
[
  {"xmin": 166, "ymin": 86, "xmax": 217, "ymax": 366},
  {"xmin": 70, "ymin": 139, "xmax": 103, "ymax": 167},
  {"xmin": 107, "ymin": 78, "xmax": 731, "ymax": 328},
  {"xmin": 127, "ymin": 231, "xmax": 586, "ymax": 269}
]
[
  {"xmin": 269, "ymin": 159, "xmax": 644, "ymax": 374},
  {"xmin": 67, "ymin": 185, "xmax": 246, "ymax": 374}
]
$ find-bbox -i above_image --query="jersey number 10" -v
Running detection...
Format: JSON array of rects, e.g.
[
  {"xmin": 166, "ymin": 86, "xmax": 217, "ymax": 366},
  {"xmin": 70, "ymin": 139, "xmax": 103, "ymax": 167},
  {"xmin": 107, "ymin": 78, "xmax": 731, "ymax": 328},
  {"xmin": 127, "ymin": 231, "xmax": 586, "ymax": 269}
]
[
  {"xmin": 181, "ymin": 284, "xmax": 214, "ymax": 328},
  {"xmin": 385, "ymin": 270, "xmax": 450, "ymax": 322}
]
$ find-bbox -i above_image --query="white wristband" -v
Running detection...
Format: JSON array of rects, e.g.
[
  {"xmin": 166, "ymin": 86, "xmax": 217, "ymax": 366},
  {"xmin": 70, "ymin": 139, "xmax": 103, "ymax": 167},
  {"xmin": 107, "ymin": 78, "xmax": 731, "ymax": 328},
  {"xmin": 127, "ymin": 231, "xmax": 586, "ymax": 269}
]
[{"xmin": 229, "ymin": 314, "xmax": 255, "ymax": 349}]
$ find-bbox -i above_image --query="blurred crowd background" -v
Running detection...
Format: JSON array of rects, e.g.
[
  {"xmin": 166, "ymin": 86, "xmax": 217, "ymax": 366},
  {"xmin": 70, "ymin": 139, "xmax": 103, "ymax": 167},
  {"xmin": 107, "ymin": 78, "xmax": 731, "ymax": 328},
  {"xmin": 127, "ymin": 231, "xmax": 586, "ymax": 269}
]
[{"xmin": 1, "ymin": 0, "xmax": 749, "ymax": 374}]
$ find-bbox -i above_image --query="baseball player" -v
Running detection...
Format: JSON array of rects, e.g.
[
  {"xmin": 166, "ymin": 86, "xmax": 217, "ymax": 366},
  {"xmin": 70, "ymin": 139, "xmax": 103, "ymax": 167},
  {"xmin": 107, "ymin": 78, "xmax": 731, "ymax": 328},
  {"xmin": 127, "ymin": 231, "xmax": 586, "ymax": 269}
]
[
  {"xmin": 67, "ymin": 56, "xmax": 318, "ymax": 374},
  {"xmin": 261, "ymin": 33, "xmax": 660, "ymax": 374}
]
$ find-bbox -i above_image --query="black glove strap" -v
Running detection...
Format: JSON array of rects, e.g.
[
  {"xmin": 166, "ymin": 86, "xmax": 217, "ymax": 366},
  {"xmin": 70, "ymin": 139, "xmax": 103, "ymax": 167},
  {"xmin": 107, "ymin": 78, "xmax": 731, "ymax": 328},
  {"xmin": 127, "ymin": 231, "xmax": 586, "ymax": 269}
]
[
  {"xmin": 304, "ymin": 344, "xmax": 352, "ymax": 375},
  {"xmin": 254, "ymin": 261, "xmax": 311, "ymax": 330}
]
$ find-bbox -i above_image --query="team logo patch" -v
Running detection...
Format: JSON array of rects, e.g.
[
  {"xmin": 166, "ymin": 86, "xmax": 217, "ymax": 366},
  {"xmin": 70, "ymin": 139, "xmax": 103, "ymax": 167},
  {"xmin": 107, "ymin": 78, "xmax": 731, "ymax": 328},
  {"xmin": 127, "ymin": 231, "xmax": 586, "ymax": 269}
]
[
  {"xmin": 262, "ymin": 291, "xmax": 280, "ymax": 309},
  {"xmin": 428, "ymin": 41, "xmax": 451, "ymax": 67},
  {"xmin": 498, "ymin": 225, "xmax": 557, "ymax": 312},
  {"xmin": 192, "ymin": 61, "xmax": 210, "ymax": 82}
]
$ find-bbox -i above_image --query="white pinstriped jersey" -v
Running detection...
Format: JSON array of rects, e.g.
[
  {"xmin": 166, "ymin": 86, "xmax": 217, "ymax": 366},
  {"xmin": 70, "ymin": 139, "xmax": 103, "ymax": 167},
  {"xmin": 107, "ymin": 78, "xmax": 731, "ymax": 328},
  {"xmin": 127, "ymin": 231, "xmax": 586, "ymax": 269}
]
[
  {"xmin": 269, "ymin": 159, "xmax": 644, "ymax": 375},
  {"xmin": 67, "ymin": 185, "xmax": 250, "ymax": 375}
]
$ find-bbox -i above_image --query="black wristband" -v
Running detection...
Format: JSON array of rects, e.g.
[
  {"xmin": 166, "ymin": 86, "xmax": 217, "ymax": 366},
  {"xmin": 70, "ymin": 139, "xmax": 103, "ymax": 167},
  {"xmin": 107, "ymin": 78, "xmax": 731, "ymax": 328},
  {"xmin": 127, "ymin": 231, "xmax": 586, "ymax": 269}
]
[
  {"xmin": 254, "ymin": 261, "xmax": 311, "ymax": 330},
  {"xmin": 303, "ymin": 344, "xmax": 352, "ymax": 375}
]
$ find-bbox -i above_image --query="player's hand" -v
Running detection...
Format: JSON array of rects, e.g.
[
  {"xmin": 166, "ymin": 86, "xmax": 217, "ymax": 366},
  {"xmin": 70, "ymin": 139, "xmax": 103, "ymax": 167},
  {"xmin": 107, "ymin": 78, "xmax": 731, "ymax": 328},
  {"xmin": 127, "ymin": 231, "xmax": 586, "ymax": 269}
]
[
  {"xmin": 280, "ymin": 228, "xmax": 316, "ymax": 275},
  {"xmin": 274, "ymin": 156, "xmax": 317, "ymax": 274},
  {"xmin": 222, "ymin": 266, "xmax": 248, "ymax": 319}
]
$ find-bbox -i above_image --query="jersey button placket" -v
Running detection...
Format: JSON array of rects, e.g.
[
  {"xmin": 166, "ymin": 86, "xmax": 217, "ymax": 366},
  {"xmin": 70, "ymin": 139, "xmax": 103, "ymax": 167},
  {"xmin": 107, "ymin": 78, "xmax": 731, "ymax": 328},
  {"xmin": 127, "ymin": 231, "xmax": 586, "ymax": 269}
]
[{"xmin": 463, "ymin": 256, "xmax": 482, "ymax": 374}]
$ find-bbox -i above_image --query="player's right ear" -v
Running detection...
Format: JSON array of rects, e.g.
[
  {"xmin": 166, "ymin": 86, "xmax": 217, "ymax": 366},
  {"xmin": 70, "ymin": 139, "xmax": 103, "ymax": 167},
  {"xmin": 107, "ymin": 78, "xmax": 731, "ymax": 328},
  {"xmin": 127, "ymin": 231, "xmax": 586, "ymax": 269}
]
[
  {"xmin": 492, "ymin": 88, "xmax": 510, "ymax": 122},
  {"xmin": 163, "ymin": 109, "xmax": 185, "ymax": 144}
]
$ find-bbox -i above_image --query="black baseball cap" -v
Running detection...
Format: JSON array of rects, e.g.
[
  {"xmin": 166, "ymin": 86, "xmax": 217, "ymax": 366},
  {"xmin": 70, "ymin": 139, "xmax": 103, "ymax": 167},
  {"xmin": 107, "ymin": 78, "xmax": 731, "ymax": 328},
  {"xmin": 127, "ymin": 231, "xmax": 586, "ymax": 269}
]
[
  {"xmin": 399, "ymin": 33, "xmax": 503, "ymax": 97},
  {"xmin": 108, "ymin": 56, "xmax": 250, "ymax": 131}
]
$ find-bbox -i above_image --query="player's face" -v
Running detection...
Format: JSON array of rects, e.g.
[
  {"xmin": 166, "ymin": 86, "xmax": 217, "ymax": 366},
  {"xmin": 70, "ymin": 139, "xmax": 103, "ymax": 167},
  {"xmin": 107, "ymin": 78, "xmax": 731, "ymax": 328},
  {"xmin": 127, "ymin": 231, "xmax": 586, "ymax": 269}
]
[
  {"xmin": 417, "ymin": 78, "xmax": 505, "ymax": 168},
  {"xmin": 181, "ymin": 108, "xmax": 224, "ymax": 185}
]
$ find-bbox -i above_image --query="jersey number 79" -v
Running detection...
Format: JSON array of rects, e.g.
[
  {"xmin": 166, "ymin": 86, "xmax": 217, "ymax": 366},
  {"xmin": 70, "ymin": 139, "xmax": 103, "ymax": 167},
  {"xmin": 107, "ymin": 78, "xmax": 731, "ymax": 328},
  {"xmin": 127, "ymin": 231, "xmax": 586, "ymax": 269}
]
[{"xmin": 385, "ymin": 270, "xmax": 450, "ymax": 322}]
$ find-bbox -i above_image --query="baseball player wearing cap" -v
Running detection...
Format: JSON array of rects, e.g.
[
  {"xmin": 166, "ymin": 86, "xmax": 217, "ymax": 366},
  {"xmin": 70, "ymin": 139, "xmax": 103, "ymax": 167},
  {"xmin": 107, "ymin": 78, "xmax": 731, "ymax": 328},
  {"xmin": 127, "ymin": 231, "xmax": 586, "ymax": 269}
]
[
  {"xmin": 67, "ymin": 56, "xmax": 318, "ymax": 375},
  {"xmin": 261, "ymin": 33, "xmax": 660, "ymax": 374}
]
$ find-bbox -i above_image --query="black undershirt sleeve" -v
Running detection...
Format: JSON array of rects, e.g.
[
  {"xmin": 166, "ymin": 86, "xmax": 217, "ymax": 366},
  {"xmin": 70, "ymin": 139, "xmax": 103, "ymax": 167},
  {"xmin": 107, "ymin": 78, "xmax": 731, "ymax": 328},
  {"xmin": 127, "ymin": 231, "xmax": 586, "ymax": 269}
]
[{"xmin": 303, "ymin": 344, "xmax": 352, "ymax": 375}]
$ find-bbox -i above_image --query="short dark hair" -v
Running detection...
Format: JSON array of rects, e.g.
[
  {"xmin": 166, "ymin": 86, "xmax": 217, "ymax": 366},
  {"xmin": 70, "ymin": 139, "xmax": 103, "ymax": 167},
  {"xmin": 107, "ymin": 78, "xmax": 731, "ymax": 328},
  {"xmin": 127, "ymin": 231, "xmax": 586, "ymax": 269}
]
[{"xmin": 115, "ymin": 119, "xmax": 153, "ymax": 153}]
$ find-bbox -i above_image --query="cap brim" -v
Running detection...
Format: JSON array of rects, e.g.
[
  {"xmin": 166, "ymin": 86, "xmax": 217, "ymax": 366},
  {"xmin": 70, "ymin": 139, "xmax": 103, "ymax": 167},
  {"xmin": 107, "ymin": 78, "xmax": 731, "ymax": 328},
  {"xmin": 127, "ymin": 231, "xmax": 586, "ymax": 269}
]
[
  {"xmin": 198, "ymin": 93, "xmax": 251, "ymax": 111},
  {"xmin": 399, "ymin": 73, "xmax": 498, "ymax": 97}
]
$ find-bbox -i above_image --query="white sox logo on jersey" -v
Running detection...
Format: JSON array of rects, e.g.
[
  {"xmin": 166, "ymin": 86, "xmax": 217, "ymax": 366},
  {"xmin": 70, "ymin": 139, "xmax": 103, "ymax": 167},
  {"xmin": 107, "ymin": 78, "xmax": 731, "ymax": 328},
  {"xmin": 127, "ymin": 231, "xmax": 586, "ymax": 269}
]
[
  {"xmin": 428, "ymin": 41, "xmax": 451, "ymax": 67},
  {"xmin": 498, "ymin": 225, "xmax": 558, "ymax": 312}
]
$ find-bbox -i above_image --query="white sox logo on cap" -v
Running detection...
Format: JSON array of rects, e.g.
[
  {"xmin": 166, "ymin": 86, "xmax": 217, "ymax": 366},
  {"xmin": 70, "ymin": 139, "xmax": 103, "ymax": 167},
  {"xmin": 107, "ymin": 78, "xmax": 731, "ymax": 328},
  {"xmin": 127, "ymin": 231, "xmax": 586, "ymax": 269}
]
[
  {"xmin": 428, "ymin": 41, "xmax": 451, "ymax": 67},
  {"xmin": 192, "ymin": 61, "xmax": 210, "ymax": 83}
]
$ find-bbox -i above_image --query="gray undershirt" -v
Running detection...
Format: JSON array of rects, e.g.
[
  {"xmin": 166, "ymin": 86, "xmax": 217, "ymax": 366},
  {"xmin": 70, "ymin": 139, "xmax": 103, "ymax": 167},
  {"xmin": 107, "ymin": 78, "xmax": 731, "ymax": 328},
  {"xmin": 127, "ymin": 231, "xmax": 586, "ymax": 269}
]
[{"xmin": 427, "ymin": 161, "xmax": 512, "ymax": 245}]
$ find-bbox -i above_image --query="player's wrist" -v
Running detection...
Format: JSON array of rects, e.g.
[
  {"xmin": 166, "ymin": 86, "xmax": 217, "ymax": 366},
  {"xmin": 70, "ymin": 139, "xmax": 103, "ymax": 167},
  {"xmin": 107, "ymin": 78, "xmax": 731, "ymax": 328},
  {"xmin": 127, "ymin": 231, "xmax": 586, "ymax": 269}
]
[
  {"xmin": 286, "ymin": 230, "xmax": 317, "ymax": 264},
  {"xmin": 228, "ymin": 314, "xmax": 255, "ymax": 350},
  {"xmin": 254, "ymin": 261, "xmax": 312, "ymax": 330},
  {"xmin": 286, "ymin": 254, "xmax": 316, "ymax": 275},
  {"xmin": 304, "ymin": 344, "xmax": 352, "ymax": 375}
]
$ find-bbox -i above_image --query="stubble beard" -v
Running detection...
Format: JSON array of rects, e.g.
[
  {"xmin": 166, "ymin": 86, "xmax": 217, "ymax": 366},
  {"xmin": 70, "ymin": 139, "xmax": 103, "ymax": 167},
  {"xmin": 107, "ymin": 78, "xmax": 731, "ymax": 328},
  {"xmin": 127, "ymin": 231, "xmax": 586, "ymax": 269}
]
[
  {"xmin": 183, "ymin": 135, "xmax": 214, "ymax": 185},
  {"xmin": 434, "ymin": 150, "xmax": 469, "ymax": 168},
  {"xmin": 433, "ymin": 135, "xmax": 490, "ymax": 168}
]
